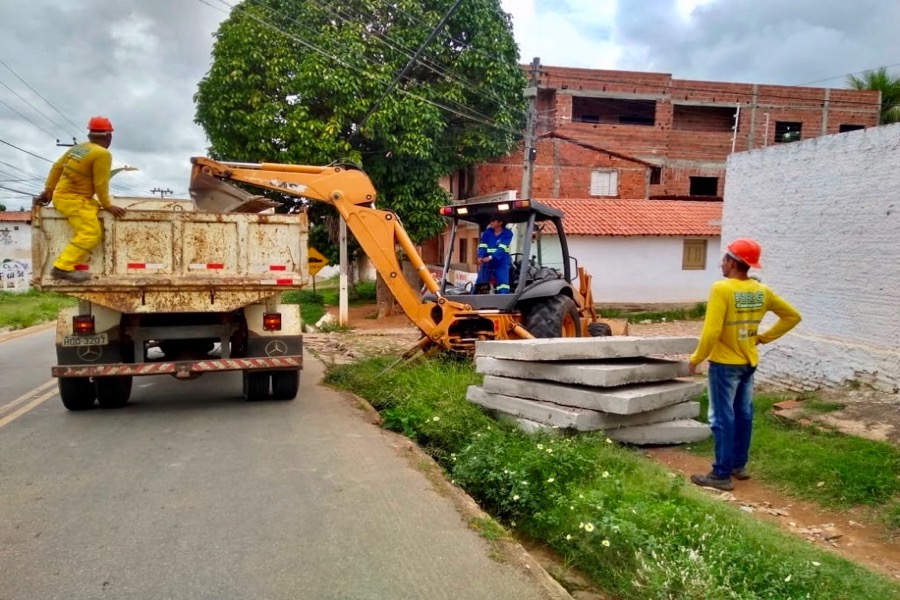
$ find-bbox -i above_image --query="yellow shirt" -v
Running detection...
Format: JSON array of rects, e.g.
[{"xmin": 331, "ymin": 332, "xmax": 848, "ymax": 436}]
[
  {"xmin": 690, "ymin": 277, "xmax": 801, "ymax": 367},
  {"xmin": 44, "ymin": 142, "xmax": 112, "ymax": 208}
]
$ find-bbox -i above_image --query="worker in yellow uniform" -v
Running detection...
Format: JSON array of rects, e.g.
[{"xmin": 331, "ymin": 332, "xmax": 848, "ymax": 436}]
[
  {"xmin": 688, "ymin": 238, "xmax": 801, "ymax": 491},
  {"xmin": 36, "ymin": 116, "xmax": 126, "ymax": 282}
]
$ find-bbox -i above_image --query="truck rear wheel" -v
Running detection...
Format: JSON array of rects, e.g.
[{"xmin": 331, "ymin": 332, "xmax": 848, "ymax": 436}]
[
  {"xmin": 243, "ymin": 371, "xmax": 270, "ymax": 401},
  {"xmin": 58, "ymin": 377, "xmax": 96, "ymax": 411},
  {"xmin": 524, "ymin": 295, "xmax": 581, "ymax": 339},
  {"xmin": 96, "ymin": 376, "xmax": 133, "ymax": 409},
  {"xmin": 271, "ymin": 370, "xmax": 299, "ymax": 400}
]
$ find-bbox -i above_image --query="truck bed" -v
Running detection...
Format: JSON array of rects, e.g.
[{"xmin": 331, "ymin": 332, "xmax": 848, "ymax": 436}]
[{"xmin": 32, "ymin": 198, "xmax": 309, "ymax": 313}]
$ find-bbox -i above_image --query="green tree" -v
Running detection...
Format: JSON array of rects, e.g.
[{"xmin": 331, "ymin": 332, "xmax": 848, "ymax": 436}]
[
  {"xmin": 847, "ymin": 67, "xmax": 900, "ymax": 124},
  {"xmin": 194, "ymin": 0, "xmax": 526, "ymax": 245}
]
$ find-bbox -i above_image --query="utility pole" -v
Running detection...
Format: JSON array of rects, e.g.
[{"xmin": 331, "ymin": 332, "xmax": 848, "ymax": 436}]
[
  {"xmin": 56, "ymin": 138, "xmax": 77, "ymax": 147},
  {"xmin": 520, "ymin": 57, "xmax": 540, "ymax": 201},
  {"xmin": 150, "ymin": 187, "xmax": 173, "ymax": 199}
]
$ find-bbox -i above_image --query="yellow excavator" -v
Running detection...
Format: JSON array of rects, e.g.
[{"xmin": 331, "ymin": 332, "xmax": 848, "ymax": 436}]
[{"xmin": 189, "ymin": 157, "xmax": 617, "ymax": 358}]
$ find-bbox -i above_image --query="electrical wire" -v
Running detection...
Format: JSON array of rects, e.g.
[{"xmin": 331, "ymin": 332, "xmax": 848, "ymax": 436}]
[
  {"xmin": 0, "ymin": 138, "xmax": 53, "ymax": 163},
  {"xmin": 794, "ymin": 61, "xmax": 900, "ymax": 87},
  {"xmin": 0, "ymin": 59, "xmax": 82, "ymax": 136},
  {"xmin": 0, "ymin": 77, "xmax": 78, "ymax": 140},
  {"xmin": 0, "ymin": 97, "xmax": 59, "ymax": 139}
]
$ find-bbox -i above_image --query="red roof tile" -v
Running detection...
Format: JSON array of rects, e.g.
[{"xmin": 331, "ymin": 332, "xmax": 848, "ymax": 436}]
[
  {"xmin": 540, "ymin": 198, "xmax": 722, "ymax": 237},
  {"xmin": 0, "ymin": 212, "xmax": 31, "ymax": 222}
]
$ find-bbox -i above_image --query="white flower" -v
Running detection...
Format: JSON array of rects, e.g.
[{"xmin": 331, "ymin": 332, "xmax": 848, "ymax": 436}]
[
  {"xmin": 584, "ymin": 523, "xmax": 595, "ymax": 533},
  {"xmin": 784, "ymin": 574, "xmax": 792, "ymax": 583},
  {"xmin": 510, "ymin": 520, "xmax": 516, "ymax": 527},
  {"xmin": 513, "ymin": 494, "xmax": 520, "ymax": 501},
  {"xmin": 537, "ymin": 444, "xmax": 544, "ymax": 450},
  {"xmin": 811, "ymin": 561, "xmax": 821, "ymax": 567},
  {"xmin": 579, "ymin": 522, "xmax": 584, "ymax": 529},
  {"xmin": 546, "ymin": 477, "xmax": 555, "ymax": 483},
  {"xmin": 570, "ymin": 506, "xmax": 574, "ymax": 510},
  {"xmin": 546, "ymin": 448, "xmax": 553, "ymax": 454},
  {"xmin": 605, "ymin": 438, "xmax": 613, "ymax": 444},
  {"xmin": 566, "ymin": 534, "xmax": 572, "ymax": 541},
  {"xmin": 602, "ymin": 471, "xmax": 610, "ymax": 478},
  {"xmin": 432, "ymin": 416, "xmax": 440, "ymax": 421},
  {"xmin": 601, "ymin": 539, "xmax": 610, "ymax": 547}
]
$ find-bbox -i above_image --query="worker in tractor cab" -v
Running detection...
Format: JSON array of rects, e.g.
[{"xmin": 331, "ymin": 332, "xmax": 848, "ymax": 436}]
[
  {"xmin": 476, "ymin": 216, "xmax": 513, "ymax": 294},
  {"xmin": 36, "ymin": 116, "xmax": 127, "ymax": 283},
  {"xmin": 688, "ymin": 238, "xmax": 801, "ymax": 492}
]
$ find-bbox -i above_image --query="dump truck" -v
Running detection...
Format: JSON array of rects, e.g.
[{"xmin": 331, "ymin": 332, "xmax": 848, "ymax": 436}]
[
  {"xmin": 32, "ymin": 196, "xmax": 307, "ymax": 410},
  {"xmin": 189, "ymin": 158, "xmax": 615, "ymax": 357}
]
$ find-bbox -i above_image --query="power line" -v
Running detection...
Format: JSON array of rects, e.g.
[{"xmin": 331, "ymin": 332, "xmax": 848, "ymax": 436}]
[
  {"xmin": 199, "ymin": 0, "xmax": 521, "ymax": 137},
  {"xmin": 0, "ymin": 97, "xmax": 59, "ymax": 139},
  {"xmin": 0, "ymin": 77, "xmax": 77, "ymax": 140},
  {"xmin": 0, "ymin": 59, "xmax": 82, "ymax": 136},
  {"xmin": 0, "ymin": 138, "xmax": 53, "ymax": 162},
  {"xmin": 0, "ymin": 183, "xmax": 40, "ymax": 196},
  {"xmin": 794, "ymin": 61, "xmax": 900, "ymax": 87}
]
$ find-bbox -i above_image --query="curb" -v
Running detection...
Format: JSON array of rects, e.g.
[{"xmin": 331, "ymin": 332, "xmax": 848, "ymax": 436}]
[{"xmin": 0, "ymin": 321, "xmax": 54, "ymax": 344}]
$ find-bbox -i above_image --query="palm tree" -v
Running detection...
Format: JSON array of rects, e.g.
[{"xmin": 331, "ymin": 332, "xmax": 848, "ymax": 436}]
[{"xmin": 847, "ymin": 67, "xmax": 900, "ymax": 124}]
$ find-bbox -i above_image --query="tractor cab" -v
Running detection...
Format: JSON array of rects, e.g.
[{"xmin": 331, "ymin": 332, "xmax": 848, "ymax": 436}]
[{"xmin": 431, "ymin": 199, "xmax": 581, "ymax": 312}]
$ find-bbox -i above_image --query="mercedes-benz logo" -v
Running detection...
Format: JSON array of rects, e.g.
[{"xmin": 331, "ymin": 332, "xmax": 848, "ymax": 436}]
[
  {"xmin": 265, "ymin": 340, "xmax": 288, "ymax": 357},
  {"xmin": 77, "ymin": 345, "xmax": 103, "ymax": 362}
]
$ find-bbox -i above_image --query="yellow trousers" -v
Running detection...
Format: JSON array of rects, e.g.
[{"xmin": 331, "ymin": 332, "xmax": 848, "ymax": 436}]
[{"xmin": 52, "ymin": 194, "xmax": 102, "ymax": 271}]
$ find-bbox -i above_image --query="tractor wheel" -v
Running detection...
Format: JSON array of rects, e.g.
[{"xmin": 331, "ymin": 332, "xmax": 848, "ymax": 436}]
[
  {"xmin": 58, "ymin": 377, "xmax": 96, "ymax": 411},
  {"xmin": 271, "ymin": 370, "xmax": 299, "ymax": 401},
  {"xmin": 95, "ymin": 376, "xmax": 133, "ymax": 409},
  {"xmin": 588, "ymin": 322, "xmax": 613, "ymax": 337},
  {"xmin": 523, "ymin": 295, "xmax": 581, "ymax": 339}
]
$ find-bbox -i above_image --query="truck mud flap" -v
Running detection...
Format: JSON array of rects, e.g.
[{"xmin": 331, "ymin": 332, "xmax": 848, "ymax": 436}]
[{"xmin": 52, "ymin": 355, "xmax": 302, "ymax": 379}]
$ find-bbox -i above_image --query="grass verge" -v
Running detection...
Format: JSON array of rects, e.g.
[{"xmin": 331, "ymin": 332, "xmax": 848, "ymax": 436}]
[
  {"xmin": 689, "ymin": 392, "xmax": 900, "ymax": 530},
  {"xmin": 599, "ymin": 302, "xmax": 707, "ymax": 323},
  {"xmin": 0, "ymin": 290, "xmax": 75, "ymax": 330},
  {"xmin": 327, "ymin": 357, "xmax": 900, "ymax": 600},
  {"xmin": 283, "ymin": 280, "xmax": 377, "ymax": 329}
]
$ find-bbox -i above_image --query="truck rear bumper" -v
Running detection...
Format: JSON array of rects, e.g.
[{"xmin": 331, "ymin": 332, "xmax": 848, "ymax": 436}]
[{"xmin": 52, "ymin": 355, "xmax": 302, "ymax": 379}]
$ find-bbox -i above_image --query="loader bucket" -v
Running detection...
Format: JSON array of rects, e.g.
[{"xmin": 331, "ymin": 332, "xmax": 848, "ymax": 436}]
[{"xmin": 189, "ymin": 172, "xmax": 279, "ymax": 214}]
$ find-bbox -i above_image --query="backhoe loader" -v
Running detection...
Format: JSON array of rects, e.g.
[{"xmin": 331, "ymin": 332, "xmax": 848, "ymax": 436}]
[{"xmin": 189, "ymin": 157, "xmax": 614, "ymax": 357}]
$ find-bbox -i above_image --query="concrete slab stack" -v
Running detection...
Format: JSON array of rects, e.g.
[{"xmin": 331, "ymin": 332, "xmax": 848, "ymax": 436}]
[{"xmin": 467, "ymin": 336, "xmax": 711, "ymax": 445}]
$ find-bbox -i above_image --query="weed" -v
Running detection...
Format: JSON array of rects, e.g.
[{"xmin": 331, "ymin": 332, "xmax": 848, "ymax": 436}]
[
  {"xmin": 470, "ymin": 516, "xmax": 508, "ymax": 542},
  {"xmin": 327, "ymin": 357, "xmax": 900, "ymax": 599},
  {"xmin": 803, "ymin": 399, "xmax": 846, "ymax": 413},
  {"xmin": 0, "ymin": 290, "xmax": 76, "ymax": 330},
  {"xmin": 598, "ymin": 303, "xmax": 706, "ymax": 324}
]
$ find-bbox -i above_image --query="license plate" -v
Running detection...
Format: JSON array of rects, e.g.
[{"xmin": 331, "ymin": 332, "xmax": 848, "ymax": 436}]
[{"xmin": 62, "ymin": 333, "xmax": 109, "ymax": 347}]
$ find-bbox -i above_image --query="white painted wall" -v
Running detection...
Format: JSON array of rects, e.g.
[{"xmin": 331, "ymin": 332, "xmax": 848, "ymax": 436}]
[
  {"xmin": 724, "ymin": 124, "xmax": 900, "ymax": 393},
  {"xmin": 564, "ymin": 236, "xmax": 721, "ymax": 303},
  {"xmin": 0, "ymin": 220, "xmax": 32, "ymax": 291}
]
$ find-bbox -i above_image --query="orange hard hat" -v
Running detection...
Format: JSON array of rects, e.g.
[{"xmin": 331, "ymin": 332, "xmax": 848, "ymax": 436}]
[
  {"xmin": 726, "ymin": 238, "xmax": 762, "ymax": 269},
  {"xmin": 87, "ymin": 116, "xmax": 114, "ymax": 133}
]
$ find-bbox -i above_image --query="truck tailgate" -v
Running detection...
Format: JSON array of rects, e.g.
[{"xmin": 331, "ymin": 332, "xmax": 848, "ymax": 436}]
[{"xmin": 32, "ymin": 198, "xmax": 309, "ymax": 313}]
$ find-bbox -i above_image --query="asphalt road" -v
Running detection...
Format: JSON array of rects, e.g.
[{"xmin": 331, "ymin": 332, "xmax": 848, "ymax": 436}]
[{"xmin": 0, "ymin": 327, "xmax": 554, "ymax": 600}]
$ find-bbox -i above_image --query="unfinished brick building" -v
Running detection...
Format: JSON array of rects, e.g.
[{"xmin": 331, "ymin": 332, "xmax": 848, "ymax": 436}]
[{"xmin": 465, "ymin": 65, "xmax": 881, "ymax": 200}]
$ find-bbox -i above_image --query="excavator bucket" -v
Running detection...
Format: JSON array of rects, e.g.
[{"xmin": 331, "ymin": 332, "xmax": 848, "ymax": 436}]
[{"xmin": 189, "ymin": 172, "xmax": 280, "ymax": 214}]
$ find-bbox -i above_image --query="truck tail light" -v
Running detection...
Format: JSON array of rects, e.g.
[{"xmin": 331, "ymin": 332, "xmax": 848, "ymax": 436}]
[
  {"xmin": 73, "ymin": 315, "xmax": 95, "ymax": 335},
  {"xmin": 263, "ymin": 312, "xmax": 282, "ymax": 331}
]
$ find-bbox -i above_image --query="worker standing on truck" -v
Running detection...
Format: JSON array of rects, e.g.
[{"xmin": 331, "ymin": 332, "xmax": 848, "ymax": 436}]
[
  {"xmin": 476, "ymin": 217, "xmax": 513, "ymax": 294},
  {"xmin": 36, "ymin": 116, "xmax": 126, "ymax": 283},
  {"xmin": 688, "ymin": 238, "xmax": 801, "ymax": 491}
]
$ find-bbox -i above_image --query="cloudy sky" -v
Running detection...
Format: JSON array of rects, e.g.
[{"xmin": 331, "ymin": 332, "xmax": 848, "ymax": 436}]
[{"xmin": 1, "ymin": 0, "xmax": 897, "ymax": 209}]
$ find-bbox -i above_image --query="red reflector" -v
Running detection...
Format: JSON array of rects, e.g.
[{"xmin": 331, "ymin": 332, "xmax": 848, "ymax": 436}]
[
  {"xmin": 439, "ymin": 207, "xmax": 453, "ymax": 216},
  {"xmin": 513, "ymin": 200, "xmax": 531, "ymax": 208},
  {"xmin": 263, "ymin": 313, "xmax": 282, "ymax": 331},
  {"xmin": 74, "ymin": 264, "xmax": 90, "ymax": 271},
  {"xmin": 207, "ymin": 263, "xmax": 224, "ymax": 270},
  {"xmin": 73, "ymin": 315, "xmax": 95, "ymax": 335},
  {"xmin": 269, "ymin": 265, "xmax": 287, "ymax": 271},
  {"xmin": 276, "ymin": 279, "xmax": 293, "ymax": 286},
  {"xmin": 127, "ymin": 262, "xmax": 144, "ymax": 269}
]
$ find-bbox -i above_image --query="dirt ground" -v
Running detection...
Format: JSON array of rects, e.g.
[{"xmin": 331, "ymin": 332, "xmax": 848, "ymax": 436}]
[{"xmin": 307, "ymin": 305, "xmax": 900, "ymax": 581}]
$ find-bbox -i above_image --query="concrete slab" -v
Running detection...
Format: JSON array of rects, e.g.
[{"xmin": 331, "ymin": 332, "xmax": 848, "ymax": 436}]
[
  {"xmin": 476, "ymin": 356, "xmax": 689, "ymax": 387},
  {"xmin": 605, "ymin": 419, "xmax": 711, "ymax": 445},
  {"xmin": 468, "ymin": 386, "xmax": 700, "ymax": 431},
  {"xmin": 482, "ymin": 376, "xmax": 704, "ymax": 415},
  {"xmin": 475, "ymin": 336, "xmax": 698, "ymax": 362}
]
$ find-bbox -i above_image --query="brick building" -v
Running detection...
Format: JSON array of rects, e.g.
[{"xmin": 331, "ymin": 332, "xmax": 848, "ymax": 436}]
[{"xmin": 466, "ymin": 65, "xmax": 881, "ymax": 200}]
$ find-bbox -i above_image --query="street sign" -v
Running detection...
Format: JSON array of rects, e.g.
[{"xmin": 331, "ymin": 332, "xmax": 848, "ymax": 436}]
[{"xmin": 308, "ymin": 247, "xmax": 329, "ymax": 277}]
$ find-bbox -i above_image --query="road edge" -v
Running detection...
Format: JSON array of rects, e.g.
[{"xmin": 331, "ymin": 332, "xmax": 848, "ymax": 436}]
[{"xmin": 0, "ymin": 321, "xmax": 55, "ymax": 344}]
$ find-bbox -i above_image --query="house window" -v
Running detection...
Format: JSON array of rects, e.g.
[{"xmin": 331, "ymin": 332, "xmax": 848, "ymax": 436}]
[
  {"xmin": 590, "ymin": 170, "xmax": 618, "ymax": 196},
  {"xmin": 683, "ymin": 239, "xmax": 707, "ymax": 270},
  {"xmin": 689, "ymin": 176, "xmax": 718, "ymax": 197},
  {"xmin": 839, "ymin": 124, "xmax": 865, "ymax": 133},
  {"xmin": 775, "ymin": 121, "xmax": 802, "ymax": 143},
  {"xmin": 459, "ymin": 238, "xmax": 468, "ymax": 263},
  {"xmin": 649, "ymin": 167, "xmax": 661, "ymax": 185}
]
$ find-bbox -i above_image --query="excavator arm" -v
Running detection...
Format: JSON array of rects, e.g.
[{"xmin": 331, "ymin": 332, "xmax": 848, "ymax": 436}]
[{"xmin": 189, "ymin": 157, "xmax": 471, "ymax": 344}]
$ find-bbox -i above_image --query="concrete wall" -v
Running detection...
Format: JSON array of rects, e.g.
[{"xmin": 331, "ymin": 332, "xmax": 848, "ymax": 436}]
[
  {"xmin": 724, "ymin": 124, "xmax": 900, "ymax": 393},
  {"xmin": 565, "ymin": 236, "xmax": 721, "ymax": 304},
  {"xmin": 0, "ymin": 220, "xmax": 32, "ymax": 291}
]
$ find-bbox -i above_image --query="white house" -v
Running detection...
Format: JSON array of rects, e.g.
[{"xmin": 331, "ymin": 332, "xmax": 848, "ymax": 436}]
[
  {"xmin": 0, "ymin": 211, "xmax": 32, "ymax": 292},
  {"xmin": 541, "ymin": 198, "xmax": 723, "ymax": 305},
  {"xmin": 723, "ymin": 124, "xmax": 900, "ymax": 393}
]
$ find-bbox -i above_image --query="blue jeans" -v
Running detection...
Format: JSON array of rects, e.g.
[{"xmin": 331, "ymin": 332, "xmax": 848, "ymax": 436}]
[{"xmin": 707, "ymin": 361, "xmax": 756, "ymax": 478}]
